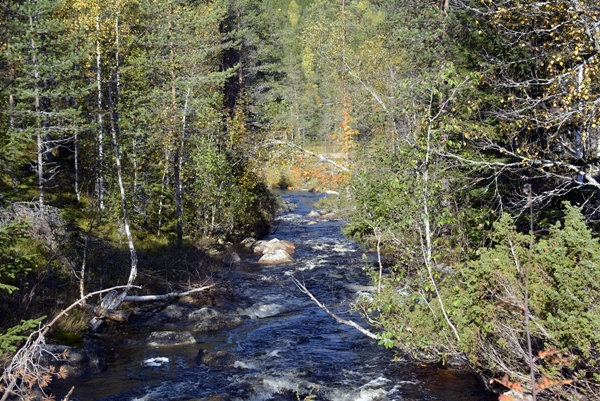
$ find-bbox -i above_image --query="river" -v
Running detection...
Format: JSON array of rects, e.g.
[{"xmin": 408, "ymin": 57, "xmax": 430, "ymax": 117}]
[{"xmin": 51, "ymin": 190, "xmax": 495, "ymax": 401}]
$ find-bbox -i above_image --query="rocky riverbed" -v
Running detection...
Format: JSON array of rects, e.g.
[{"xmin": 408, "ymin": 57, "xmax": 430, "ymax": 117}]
[{"xmin": 49, "ymin": 190, "xmax": 495, "ymax": 401}]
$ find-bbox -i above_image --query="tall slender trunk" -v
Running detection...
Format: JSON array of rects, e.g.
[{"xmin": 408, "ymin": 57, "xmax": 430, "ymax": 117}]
[
  {"xmin": 114, "ymin": 13, "xmax": 121, "ymax": 102},
  {"xmin": 96, "ymin": 16, "xmax": 105, "ymax": 210},
  {"xmin": 169, "ymin": 12, "xmax": 183, "ymax": 247},
  {"xmin": 8, "ymin": 65, "xmax": 15, "ymax": 131},
  {"xmin": 237, "ymin": 9, "xmax": 243, "ymax": 88},
  {"xmin": 29, "ymin": 14, "xmax": 44, "ymax": 211},
  {"xmin": 179, "ymin": 87, "xmax": 191, "ymax": 218},
  {"xmin": 108, "ymin": 86, "xmax": 137, "ymax": 288},
  {"xmin": 109, "ymin": 13, "xmax": 137, "ymax": 291},
  {"xmin": 157, "ymin": 153, "xmax": 169, "ymax": 237},
  {"xmin": 341, "ymin": 0, "xmax": 350, "ymax": 162},
  {"xmin": 132, "ymin": 137, "xmax": 138, "ymax": 198},
  {"xmin": 576, "ymin": 64, "xmax": 584, "ymax": 183},
  {"xmin": 73, "ymin": 98, "xmax": 81, "ymax": 202},
  {"xmin": 422, "ymin": 103, "xmax": 460, "ymax": 344},
  {"xmin": 74, "ymin": 130, "xmax": 80, "ymax": 202}
]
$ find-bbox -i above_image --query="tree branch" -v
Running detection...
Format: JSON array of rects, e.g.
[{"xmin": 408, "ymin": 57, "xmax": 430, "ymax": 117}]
[
  {"xmin": 291, "ymin": 276, "xmax": 377, "ymax": 340},
  {"xmin": 122, "ymin": 284, "xmax": 214, "ymax": 302},
  {"xmin": 261, "ymin": 140, "xmax": 350, "ymax": 172}
]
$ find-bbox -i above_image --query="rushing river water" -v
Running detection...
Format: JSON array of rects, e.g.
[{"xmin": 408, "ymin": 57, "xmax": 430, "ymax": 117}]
[{"xmin": 51, "ymin": 190, "xmax": 495, "ymax": 401}]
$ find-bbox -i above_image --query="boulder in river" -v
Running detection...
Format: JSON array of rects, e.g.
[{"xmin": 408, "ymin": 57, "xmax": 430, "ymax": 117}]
[
  {"xmin": 263, "ymin": 239, "xmax": 295, "ymax": 255},
  {"xmin": 147, "ymin": 331, "xmax": 196, "ymax": 347},
  {"xmin": 252, "ymin": 240, "xmax": 269, "ymax": 254},
  {"xmin": 306, "ymin": 210, "xmax": 321, "ymax": 218},
  {"xmin": 318, "ymin": 212, "xmax": 338, "ymax": 221},
  {"xmin": 37, "ymin": 341, "xmax": 106, "ymax": 379},
  {"xmin": 190, "ymin": 307, "xmax": 245, "ymax": 332},
  {"xmin": 240, "ymin": 237, "xmax": 256, "ymax": 248},
  {"xmin": 132, "ymin": 302, "xmax": 196, "ymax": 326},
  {"xmin": 195, "ymin": 349, "xmax": 236, "ymax": 367},
  {"xmin": 258, "ymin": 249, "xmax": 295, "ymax": 265}
]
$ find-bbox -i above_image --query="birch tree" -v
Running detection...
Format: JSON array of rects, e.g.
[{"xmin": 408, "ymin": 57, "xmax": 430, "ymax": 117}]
[{"xmin": 450, "ymin": 0, "xmax": 600, "ymax": 214}]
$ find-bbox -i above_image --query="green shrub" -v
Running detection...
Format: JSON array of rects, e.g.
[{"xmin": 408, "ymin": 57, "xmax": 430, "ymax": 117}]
[
  {"xmin": 359, "ymin": 203, "xmax": 600, "ymax": 396},
  {"xmin": 0, "ymin": 220, "xmax": 38, "ymax": 294},
  {"xmin": 0, "ymin": 317, "xmax": 45, "ymax": 356}
]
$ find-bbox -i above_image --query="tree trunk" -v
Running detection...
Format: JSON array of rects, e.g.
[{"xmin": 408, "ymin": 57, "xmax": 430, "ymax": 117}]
[
  {"xmin": 157, "ymin": 151, "xmax": 169, "ymax": 237},
  {"xmin": 8, "ymin": 64, "xmax": 15, "ymax": 131},
  {"xmin": 96, "ymin": 16, "xmax": 105, "ymax": 210},
  {"xmin": 108, "ymin": 86, "xmax": 138, "ymax": 290},
  {"xmin": 169, "ymin": 13, "xmax": 183, "ymax": 247},
  {"xmin": 29, "ymin": 14, "xmax": 44, "ymax": 211}
]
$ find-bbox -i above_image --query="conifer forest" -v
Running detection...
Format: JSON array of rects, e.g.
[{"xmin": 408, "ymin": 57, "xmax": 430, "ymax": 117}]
[{"xmin": 1, "ymin": 0, "xmax": 600, "ymax": 400}]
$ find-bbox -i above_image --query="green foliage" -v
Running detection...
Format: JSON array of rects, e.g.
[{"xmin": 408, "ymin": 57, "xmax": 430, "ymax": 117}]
[
  {"xmin": 0, "ymin": 317, "xmax": 44, "ymax": 356},
  {"xmin": 0, "ymin": 220, "xmax": 38, "ymax": 294},
  {"xmin": 536, "ymin": 206, "xmax": 600, "ymax": 358},
  {"xmin": 456, "ymin": 203, "xmax": 600, "ymax": 384},
  {"xmin": 187, "ymin": 134, "xmax": 277, "ymax": 238},
  {"xmin": 361, "ymin": 201, "xmax": 600, "ymax": 395}
]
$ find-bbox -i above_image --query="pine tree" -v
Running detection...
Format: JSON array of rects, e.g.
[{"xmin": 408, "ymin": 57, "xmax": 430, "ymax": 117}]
[{"xmin": 3, "ymin": 0, "xmax": 87, "ymax": 208}]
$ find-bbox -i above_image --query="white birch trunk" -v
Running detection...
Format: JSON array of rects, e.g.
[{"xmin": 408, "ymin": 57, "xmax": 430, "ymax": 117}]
[
  {"xmin": 422, "ymin": 99, "xmax": 460, "ymax": 343},
  {"xmin": 96, "ymin": 16, "xmax": 105, "ymax": 210},
  {"xmin": 108, "ymin": 87, "xmax": 137, "ymax": 290}
]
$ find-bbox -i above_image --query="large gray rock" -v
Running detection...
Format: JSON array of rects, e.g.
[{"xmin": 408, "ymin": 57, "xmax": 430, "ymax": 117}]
[
  {"xmin": 133, "ymin": 302, "xmax": 196, "ymax": 326},
  {"xmin": 258, "ymin": 249, "xmax": 295, "ymax": 265},
  {"xmin": 147, "ymin": 331, "xmax": 196, "ymax": 347},
  {"xmin": 190, "ymin": 307, "xmax": 244, "ymax": 332},
  {"xmin": 37, "ymin": 341, "xmax": 106, "ymax": 379}
]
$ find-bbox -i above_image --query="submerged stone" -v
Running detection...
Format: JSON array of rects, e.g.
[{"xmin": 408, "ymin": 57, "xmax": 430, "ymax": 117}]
[
  {"xmin": 243, "ymin": 303, "xmax": 287, "ymax": 319},
  {"xmin": 147, "ymin": 331, "xmax": 196, "ymax": 347},
  {"xmin": 190, "ymin": 307, "xmax": 244, "ymax": 332},
  {"xmin": 222, "ymin": 251, "xmax": 241, "ymax": 265},
  {"xmin": 37, "ymin": 342, "xmax": 106, "ymax": 379},
  {"xmin": 195, "ymin": 349, "xmax": 235, "ymax": 367}
]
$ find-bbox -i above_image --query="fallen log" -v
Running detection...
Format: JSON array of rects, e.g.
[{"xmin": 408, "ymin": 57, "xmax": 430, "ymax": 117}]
[
  {"xmin": 122, "ymin": 284, "xmax": 215, "ymax": 302},
  {"xmin": 85, "ymin": 285, "xmax": 215, "ymax": 331},
  {"xmin": 79, "ymin": 303, "xmax": 131, "ymax": 322}
]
